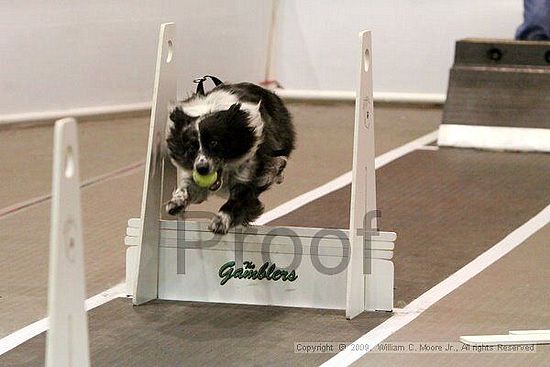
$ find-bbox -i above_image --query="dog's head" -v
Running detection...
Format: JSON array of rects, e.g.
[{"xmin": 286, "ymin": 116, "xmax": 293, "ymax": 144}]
[{"xmin": 167, "ymin": 102, "xmax": 261, "ymax": 179}]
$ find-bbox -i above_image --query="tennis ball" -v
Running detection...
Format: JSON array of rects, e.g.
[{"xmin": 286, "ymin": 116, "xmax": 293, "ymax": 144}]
[{"xmin": 193, "ymin": 170, "xmax": 218, "ymax": 188}]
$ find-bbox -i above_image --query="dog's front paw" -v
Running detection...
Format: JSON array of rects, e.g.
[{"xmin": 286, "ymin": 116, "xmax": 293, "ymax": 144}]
[
  {"xmin": 166, "ymin": 188, "xmax": 188, "ymax": 216},
  {"xmin": 208, "ymin": 212, "xmax": 232, "ymax": 234}
]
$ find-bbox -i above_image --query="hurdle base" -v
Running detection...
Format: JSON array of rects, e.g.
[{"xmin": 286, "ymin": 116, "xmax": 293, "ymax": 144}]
[{"xmin": 126, "ymin": 219, "xmax": 396, "ymax": 312}]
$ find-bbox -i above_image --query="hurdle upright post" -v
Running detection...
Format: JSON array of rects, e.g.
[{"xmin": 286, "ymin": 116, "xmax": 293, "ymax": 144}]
[
  {"xmin": 133, "ymin": 23, "xmax": 177, "ymax": 305},
  {"xmin": 346, "ymin": 31, "xmax": 377, "ymax": 319},
  {"xmin": 46, "ymin": 118, "xmax": 90, "ymax": 367}
]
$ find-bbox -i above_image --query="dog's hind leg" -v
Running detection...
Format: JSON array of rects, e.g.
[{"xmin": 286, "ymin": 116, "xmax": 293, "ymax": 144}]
[
  {"xmin": 273, "ymin": 156, "xmax": 288, "ymax": 184},
  {"xmin": 255, "ymin": 156, "xmax": 288, "ymax": 188}
]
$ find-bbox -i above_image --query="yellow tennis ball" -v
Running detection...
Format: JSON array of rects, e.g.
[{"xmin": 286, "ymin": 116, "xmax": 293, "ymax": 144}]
[{"xmin": 193, "ymin": 170, "xmax": 218, "ymax": 188}]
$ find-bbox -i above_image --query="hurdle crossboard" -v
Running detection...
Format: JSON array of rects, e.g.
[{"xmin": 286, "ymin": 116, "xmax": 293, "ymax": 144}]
[
  {"xmin": 126, "ymin": 219, "xmax": 395, "ymax": 311},
  {"xmin": 438, "ymin": 38, "xmax": 550, "ymax": 152},
  {"xmin": 129, "ymin": 23, "xmax": 396, "ymax": 318}
]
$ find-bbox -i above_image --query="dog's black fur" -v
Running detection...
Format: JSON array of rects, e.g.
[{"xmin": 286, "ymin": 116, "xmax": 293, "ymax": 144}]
[{"xmin": 166, "ymin": 82, "xmax": 295, "ymax": 234}]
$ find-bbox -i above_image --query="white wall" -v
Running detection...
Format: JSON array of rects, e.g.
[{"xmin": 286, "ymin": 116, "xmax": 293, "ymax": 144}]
[
  {"xmin": 0, "ymin": 1, "xmax": 271, "ymax": 119},
  {"xmin": 273, "ymin": 0, "xmax": 523, "ymax": 96},
  {"xmin": 1, "ymin": 1, "xmax": 525, "ymax": 120}
]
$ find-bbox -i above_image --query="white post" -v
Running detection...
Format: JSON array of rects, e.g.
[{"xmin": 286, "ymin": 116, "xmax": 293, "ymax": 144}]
[
  {"xmin": 346, "ymin": 31, "xmax": 377, "ymax": 319},
  {"xmin": 46, "ymin": 118, "xmax": 90, "ymax": 367},
  {"xmin": 134, "ymin": 23, "xmax": 177, "ymax": 304}
]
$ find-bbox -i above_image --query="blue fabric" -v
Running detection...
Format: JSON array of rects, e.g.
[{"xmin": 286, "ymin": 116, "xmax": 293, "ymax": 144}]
[{"xmin": 516, "ymin": 0, "xmax": 550, "ymax": 40}]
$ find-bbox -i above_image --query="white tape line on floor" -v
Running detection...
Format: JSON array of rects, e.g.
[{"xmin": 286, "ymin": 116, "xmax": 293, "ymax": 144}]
[
  {"xmin": 0, "ymin": 283, "xmax": 126, "ymax": 356},
  {"xmin": 321, "ymin": 203, "xmax": 550, "ymax": 367}
]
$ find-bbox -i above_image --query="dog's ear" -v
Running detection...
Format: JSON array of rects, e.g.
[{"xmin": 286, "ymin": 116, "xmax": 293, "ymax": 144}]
[
  {"xmin": 169, "ymin": 106, "xmax": 193, "ymax": 130},
  {"xmin": 226, "ymin": 103, "xmax": 242, "ymax": 119}
]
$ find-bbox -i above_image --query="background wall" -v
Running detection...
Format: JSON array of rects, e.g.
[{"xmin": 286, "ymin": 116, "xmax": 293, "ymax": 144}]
[
  {"xmin": 0, "ymin": 1, "xmax": 272, "ymax": 120},
  {"xmin": 272, "ymin": 0, "xmax": 523, "ymax": 96},
  {"xmin": 1, "ymin": 1, "xmax": 523, "ymax": 120}
]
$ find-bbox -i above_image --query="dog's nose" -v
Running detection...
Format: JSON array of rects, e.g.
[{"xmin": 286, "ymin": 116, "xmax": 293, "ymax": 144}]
[{"xmin": 195, "ymin": 162, "xmax": 210, "ymax": 175}]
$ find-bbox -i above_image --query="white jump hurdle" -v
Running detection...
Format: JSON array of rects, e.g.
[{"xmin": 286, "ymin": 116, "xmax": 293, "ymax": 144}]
[
  {"xmin": 46, "ymin": 118, "xmax": 90, "ymax": 367},
  {"xmin": 126, "ymin": 23, "xmax": 397, "ymax": 319}
]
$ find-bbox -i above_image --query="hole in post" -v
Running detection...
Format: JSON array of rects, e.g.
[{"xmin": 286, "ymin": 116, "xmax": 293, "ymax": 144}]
[
  {"xmin": 364, "ymin": 48, "xmax": 371, "ymax": 72},
  {"xmin": 64, "ymin": 221, "xmax": 77, "ymax": 262},
  {"xmin": 65, "ymin": 237, "xmax": 76, "ymax": 262},
  {"xmin": 65, "ymin": 146, "xmax": 75, "ymax": 178},
  {"xmin": 166, "ymin": 40, "xmax": 174, "ymax": 63}
]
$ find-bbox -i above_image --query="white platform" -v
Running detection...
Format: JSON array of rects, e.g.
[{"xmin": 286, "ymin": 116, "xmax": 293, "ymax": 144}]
[
  {"xmin": 460, "ymin": 329, "xmax": 550, "ymax": 346},
  {"xmin": 438, "ymin": 124, "xmax": 550, "ymax": 153}
]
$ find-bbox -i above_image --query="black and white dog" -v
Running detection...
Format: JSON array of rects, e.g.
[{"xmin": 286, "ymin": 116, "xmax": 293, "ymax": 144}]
[{"xmin": 166, "ymin": 81, "xmax": 295, "ymax": 234}]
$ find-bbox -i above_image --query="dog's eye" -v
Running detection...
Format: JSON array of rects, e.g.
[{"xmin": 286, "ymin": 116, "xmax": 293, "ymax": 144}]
[{"xmin": 209, "ymin": 141, "xmax": 218, "ymax": 149}]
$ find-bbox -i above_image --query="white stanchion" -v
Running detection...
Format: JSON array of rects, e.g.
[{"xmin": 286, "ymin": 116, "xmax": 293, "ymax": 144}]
[
  {"xmin": 346, "ymin": 30, "xmax": 377, "ymax": 319},
  {"xmin": 133, "ymin": 22, "xmax": 177, "ymax": 305},
  {"xmin": 46, "ymin": 118, "xmax": 90, "ymax": 367}
]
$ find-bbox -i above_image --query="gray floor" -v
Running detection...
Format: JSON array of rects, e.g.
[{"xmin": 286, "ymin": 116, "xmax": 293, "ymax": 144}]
[
  {"xmin": 352, "ymin": 224, "xmax": 550, "ymax": 367},
  {"xmin": 0, "ymin": 102, "xmax": 441, "ymax": 337},
  {"xmin": 0, "ymin": 299, "xmax": 390, "ymax": 367},
  {"xmin": 2, "ymin": 122, "xmax": 550, "ymax": 366}
]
